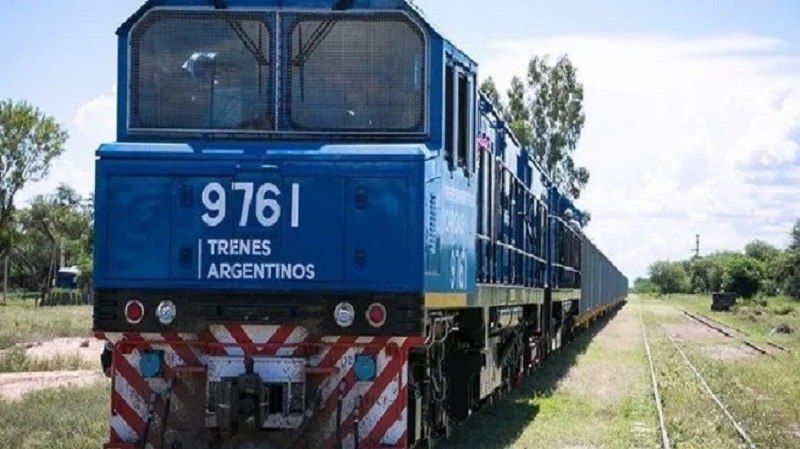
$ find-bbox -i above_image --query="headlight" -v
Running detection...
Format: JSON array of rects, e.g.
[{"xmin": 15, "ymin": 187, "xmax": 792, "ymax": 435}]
[
  {"xmin": 333, "ymin": 302, "xmax": 355, "ymax": 328},
  {"xmin": 156, "ymin": 299, "xmax": 177, "ymax": 325}
]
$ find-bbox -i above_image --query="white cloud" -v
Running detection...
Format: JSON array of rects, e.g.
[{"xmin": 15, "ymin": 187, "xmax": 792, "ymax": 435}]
[
  {"xmin": 480, "ymin": 34, "xmax": 800, "ymax": 281},
  {"xmin": 74, "ymin": 84, "xmax": 116, "ymax": 140}
]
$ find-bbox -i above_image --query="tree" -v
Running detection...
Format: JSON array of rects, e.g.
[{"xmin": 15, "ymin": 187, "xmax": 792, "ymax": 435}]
[
  {"xmin": 0, "ymin": 99, "xmax": 68, "ymax": 255},
  {"xmin": 478, "ymin": 55, "xmax": 590, "ymax": 200},
  {"xmin": 744, "ymin": 239, "xmax": 781, "ymax": 264},
  {"xmin": 526, "ymin": 55, "xmax": 589, "ymax": 199},
  {"xmin": 789, "ymin": 218, "xmax": 800, "ymax": 251},
  {"xmin": 10, "ymin": 184, "xmax": 92, "ymax": 295},
  {"xmin": 777, "ymin": 249, "xmax": 800, "ymax": 299},
  {"xmin": 648, "ymin": 260, "xmax": 691, "ymax": 294},
  {"xmin": 743, "ymin": 239, "xmax": 783, "ymax": 296},
  {"xmin": 721, "ymin": 254, "xmax": 764, "ymax": 299},
  {"xmin": 479, "ymin": 77, "xmax": 505, "ymax": 118}
]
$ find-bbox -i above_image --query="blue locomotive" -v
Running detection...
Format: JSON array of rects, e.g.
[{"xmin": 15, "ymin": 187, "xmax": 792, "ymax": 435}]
[{"xmin": 92, "ymin": 1, "xmax": 627, "ymax": 448}]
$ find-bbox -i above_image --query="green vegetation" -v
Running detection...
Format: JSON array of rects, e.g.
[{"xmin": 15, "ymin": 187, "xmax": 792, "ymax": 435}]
[
  {"xmin": 0, "ymin": 346, "xmax": 94, "ymax": 372},
  {"xmin": 0, "ymin": 382, "xmax": 108, "ymax": 449},
  {"xmin": 633, "ymin": 221, "xmax": 800, "ymax": 300},
  {"xmin": 656, "ymin": 294, "xmax": 799, "ymax": 350},
  {"xmin": 11, "ymin": 184, "xmax": 94, "ymax": 299},
  {"xmin": 640, "ymin": 294, "xmax": 800, "ymax": 448},
  {"xmin": 0, "ymin": 300, "xmax": 91, "ymax": 350},
  {"xmin": 0, "ymin": 99, "xmax": 68, "ymax": 257},
  {"xmin": 440, "ymin": 305, "xmax": 659, "ymax": 449},
  {"xmin": 642, "ymin": 319, "xmax": 743, "ymax": 448},
  {"xmin": 0, "ymin": 98, "xmax": 92, "ymax": 306}
]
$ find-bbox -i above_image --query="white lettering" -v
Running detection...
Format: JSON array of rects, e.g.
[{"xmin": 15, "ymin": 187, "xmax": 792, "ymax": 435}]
[
  {"xmin": 200, "ymin": 182, "xmax": 300, "ymax": 228},
  {"xmin": 443, "ymin": 185, "xmax": 475, "ymax": 207},
  {"xmin": 203, "ymin": 263, "xmax": 316, "ymax": 280},
  {"xmin": 202, "ymin": 182, "xmax": 226, "ymax": 226},
  {"xmin": 232, "ymin": 182, "xmax": 254, "ymax": 226},
  {"xmin": 256, "ymin": 183, "xmax": 281, "ymax": 227},
  {"xmin": 442, "ymin": 208, "xmax": 468, "ymax": 236},
  {"xmin": 207, "ymin": 239, "xmax": 272, "ymax": 257},
  {"xmin": 291, "ymin": 183, "xmax": 300, "ymax": 228},
  {"xmin": 450, "ymin": 246, "xmax": 467, "ymax": 290}
]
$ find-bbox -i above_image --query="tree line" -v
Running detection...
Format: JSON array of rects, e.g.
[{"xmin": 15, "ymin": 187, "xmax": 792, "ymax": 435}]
[
  {"xmin": 0, "ymin": 99, "xmax": 93, "ymax": 300},
  {"xmin": 634, "ymin": 222, "xmax": 800, "ymax": 300}
]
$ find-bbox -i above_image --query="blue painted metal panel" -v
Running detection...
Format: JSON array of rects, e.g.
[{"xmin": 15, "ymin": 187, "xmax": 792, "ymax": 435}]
[
  {"xmin": 346, "ymin": 177, "xmax": 410, "ymax": 284},
  {"xmin": 106, "ymin": 176, "xmax": 172, "ymax": 280},
  {"xmin": 94, "ymin": 151, "xmax": 424, "ymax": 293}
]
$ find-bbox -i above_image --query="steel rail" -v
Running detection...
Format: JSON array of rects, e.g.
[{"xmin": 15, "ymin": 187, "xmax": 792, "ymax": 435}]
[
  {"xmin": 665, "ymin": 332, "xmax": 757, "ymax": 449},
  {"xmin": 640, "ymin": 310, "xmax": 671, "ymax": 449}
]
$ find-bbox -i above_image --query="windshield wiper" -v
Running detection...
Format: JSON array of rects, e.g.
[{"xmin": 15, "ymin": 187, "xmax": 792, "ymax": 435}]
[
  {"xmin": 207, "ymin": 0, "xmax": 269, "ymax": 66},
  {"xmin": 292, "ymin": 19, "xmax": 338, "ymax": 68}
]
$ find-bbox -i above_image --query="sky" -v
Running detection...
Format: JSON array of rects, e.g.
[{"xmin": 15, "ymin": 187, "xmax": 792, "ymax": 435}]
[{"xmin": 1, "ymin": 0, "xmax": 799, "ymax": 281}]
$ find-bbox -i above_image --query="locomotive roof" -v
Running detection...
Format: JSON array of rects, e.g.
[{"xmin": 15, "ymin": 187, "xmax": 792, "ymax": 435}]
[{"xmin": 117, "ymin": 0, "xmax": 444, "ymax": 38}]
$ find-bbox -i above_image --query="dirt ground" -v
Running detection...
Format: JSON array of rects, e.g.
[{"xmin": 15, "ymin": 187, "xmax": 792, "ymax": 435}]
[
  {"xmin": 556, "ymin": 304, "xmax": 644, "ymax": 402},
  {"xmin": 0, "ymin": 370, "xmax": 105, "ymax": 401},
  {"xmin": 0, "ymin": 337, "xmax": 105, "ymax": 401},
  {"xmin": 661, "ymin": 311, "xmax": 773, "ymax": 361},
  {"xmin": 8, "ymin": 337, "xmax": 105, "ymax": 368}
]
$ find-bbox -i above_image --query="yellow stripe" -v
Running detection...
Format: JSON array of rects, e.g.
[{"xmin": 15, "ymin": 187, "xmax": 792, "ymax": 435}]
[
  {"xmin": 424, "ymin": 293, "xmax": 467, "ymax": 308},
  {"xmin": 574, "ymin": 297, "xmax": 626, "ymax": 327}
]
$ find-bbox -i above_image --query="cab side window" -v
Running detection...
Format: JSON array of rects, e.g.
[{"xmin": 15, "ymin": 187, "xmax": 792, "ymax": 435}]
[{"xmin": 444, "ymin": 57, "xmax": 476, "ymax": 176}]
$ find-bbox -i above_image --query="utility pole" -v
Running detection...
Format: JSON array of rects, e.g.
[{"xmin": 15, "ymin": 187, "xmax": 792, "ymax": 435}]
[
  {"xmin": 59, "ymin": 237, "xmax": 65, "ymax": 268},
  {"xmin": 691, "ymin": 234, "xmax": 700, "ymax": 258},
  {"xmin": 2, "ymin": 253, "xmax": 6, "ymax": 303}
]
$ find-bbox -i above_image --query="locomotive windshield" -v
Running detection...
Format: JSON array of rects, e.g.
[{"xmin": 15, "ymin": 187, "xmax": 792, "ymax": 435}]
[
  {"xmin": 129, "ymin": 10, "xmax": 273, "ymax": 131},
  {"xmin": 287, "ymin": 14, "xmax": 426, "ymax": 132},
  {"xmin": 127, "ymin": 10, "xmax": 426, "ymax": 135}
]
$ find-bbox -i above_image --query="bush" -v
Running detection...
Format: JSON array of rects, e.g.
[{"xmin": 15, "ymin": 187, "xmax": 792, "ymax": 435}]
[
  {"xmin": 721, "ymin": 254, "xmax": 765, "ymax": 299},
  {"xmin": 632, "ymin": 277, "xmax": 659, "ymax": 294},
  {"xmin": 43, "ymin": 288, "xmax": 83, "ymax": 306},
  {"xmin": 648, "ymin": 260, "xmax": 691, "ymax": 294},
  {"xmin": 777, "ymin": 249, "xmax": 800, "ymax": 300}
]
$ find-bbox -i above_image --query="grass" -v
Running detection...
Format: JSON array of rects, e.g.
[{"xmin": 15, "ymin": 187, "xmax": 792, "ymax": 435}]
[
  {"xmin": 0, "ymin": 381, "xmax": 109, "ymax": 449},
  {"xmin": 639, "ymin": 294, "xmax": 800, "ymax": 448},
  {"xmin": 0, "ymin": 347, "xmax": 94, "ymax": 373},
  {"xmin": 653, "ymin": 294, "xmax": 800, "ymax": 349},
  {"xmin": 641, "ymin": 312, "xmax": 743, "ymax": 448},
  {"xmin": 0, "ymin": 299, "xmax": 92, "ymax": 350},
  {"xmin": 439, "ymin": 303, "xmax": 659, "ymax": 449}
]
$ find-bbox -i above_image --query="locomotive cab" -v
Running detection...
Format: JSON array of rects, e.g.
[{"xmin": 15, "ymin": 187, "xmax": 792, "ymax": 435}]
[{"xmin": 95, "ymin": 1, "xmax": 442, "ymax": 299}]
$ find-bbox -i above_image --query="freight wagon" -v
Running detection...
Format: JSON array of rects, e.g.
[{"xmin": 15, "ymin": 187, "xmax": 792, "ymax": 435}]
[{"xmin": 92, "ymin": 1, "xmax": 628, "ymax": 448}]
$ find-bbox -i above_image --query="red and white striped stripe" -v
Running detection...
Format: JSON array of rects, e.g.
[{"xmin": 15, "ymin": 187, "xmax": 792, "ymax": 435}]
[{"xmin": 97, "ymin": 328, "xmax": 425, "ymax": 449}]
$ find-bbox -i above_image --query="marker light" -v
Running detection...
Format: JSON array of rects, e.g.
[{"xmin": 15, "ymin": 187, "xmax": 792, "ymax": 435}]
[
  {"xmin": 124, "ymin": 300, "xmax": 145, "ymax": 325},
  {"xmin": 366, "ymin": 303, "xmax": 386, "ymax": 328},
  {"xmin": 139, "ymin": 350, "xmax": 163, "ymax": 378},
  {"xmin": 354, "ymin": 354, "xmax": 377, "ymax": 382},
  {"xmin": 334, "ymin": 302, "xmax": 355, "ymax": 328},
  {"xmin": 156, "ymin": 300, "xmax": 177, "ymax": 325}
]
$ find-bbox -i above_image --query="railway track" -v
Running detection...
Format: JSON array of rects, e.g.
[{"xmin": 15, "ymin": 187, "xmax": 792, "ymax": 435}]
[
  {"xmin": 640, "ymin": 311, "xmax": 670, "ymax": 449},
  {"xmin": 640, "ymin": 311, "xmax": 758, "ymax": 449},
  {"xmin": 681, "ymin": 310, "xmax": 789, "ymax": 356}
]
